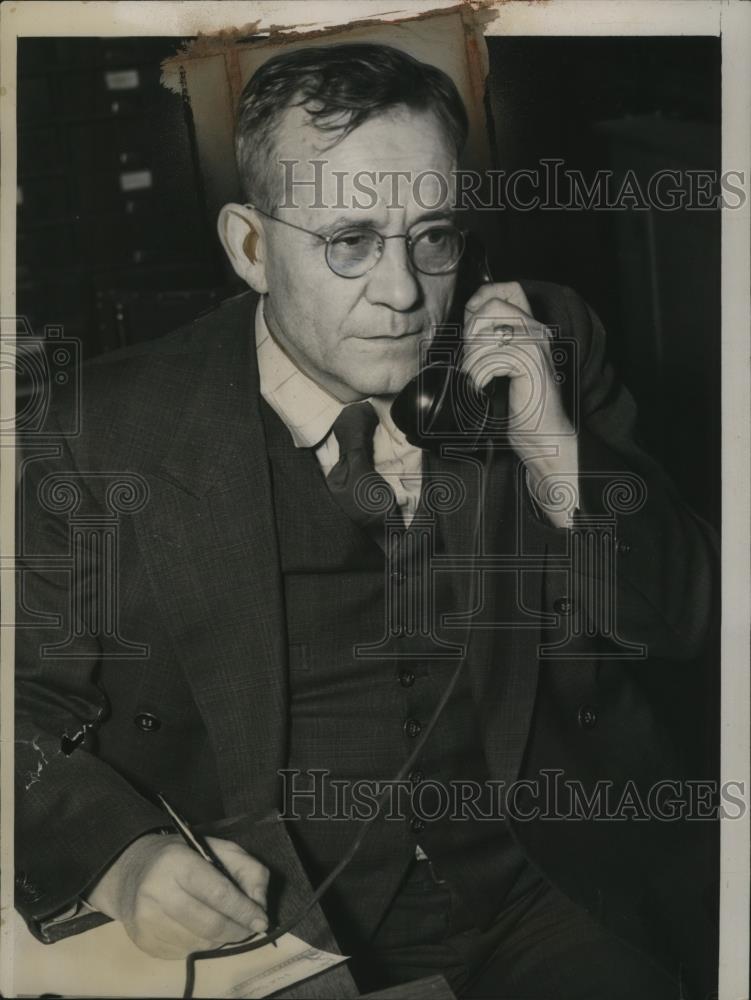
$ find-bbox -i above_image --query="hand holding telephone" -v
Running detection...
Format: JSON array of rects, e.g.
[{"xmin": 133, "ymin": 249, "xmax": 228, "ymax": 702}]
[{"xmin": 390, "ymin": 233, "xmax": 510, "ymax": 450}]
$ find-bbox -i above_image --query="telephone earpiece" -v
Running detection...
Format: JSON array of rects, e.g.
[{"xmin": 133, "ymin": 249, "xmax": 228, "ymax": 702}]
[{"xmin": 390, "ymin": 235, "xmax": 510, "ymax": 452}]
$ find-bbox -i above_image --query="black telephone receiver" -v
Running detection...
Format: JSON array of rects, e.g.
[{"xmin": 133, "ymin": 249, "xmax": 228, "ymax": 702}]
[{"xmin": 390, "ymin": 233, "xmax": 509, "ymax": 451}]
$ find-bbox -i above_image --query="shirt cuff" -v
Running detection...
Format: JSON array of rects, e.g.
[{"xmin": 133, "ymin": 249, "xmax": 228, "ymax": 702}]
[
  {"xmin": 33, "ymin": 898, "xmax": 109, "ymax": 944},
  {"xmin": 524, "ymin": 468, "xmax": 581, "ymax": 528}
]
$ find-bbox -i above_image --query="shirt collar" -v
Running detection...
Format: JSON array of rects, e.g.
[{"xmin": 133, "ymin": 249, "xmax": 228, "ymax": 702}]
[
  {"xmin": 255, "ymin": 297, "xmax": 346, "ymax": 448},
  {"xmin": 255, "ymin": 296, "xmax": 399, "ymax": 448}
]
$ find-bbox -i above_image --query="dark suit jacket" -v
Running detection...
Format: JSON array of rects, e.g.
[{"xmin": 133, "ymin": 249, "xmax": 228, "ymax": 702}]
[{"xmin": 15, "ymin": 283, "xmax": 718, "ymax": 981}]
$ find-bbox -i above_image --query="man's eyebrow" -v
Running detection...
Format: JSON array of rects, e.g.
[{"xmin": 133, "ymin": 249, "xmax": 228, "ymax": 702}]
[
  {"xmin": 410, "ymin": 209, "xmax": 457, "ymax": 227},
  {"xmin": 315, "ymin": 216, "xmax": 373, "ymax": 238},
  {"xmin": 315, "ymin": 209, "xmax": 456, "ymax": 238}
]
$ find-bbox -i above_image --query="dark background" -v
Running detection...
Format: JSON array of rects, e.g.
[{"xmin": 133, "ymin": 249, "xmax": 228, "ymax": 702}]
[
  {"xmin": 485, "ymin": 36, "xmax": 721, "ymax": 531},
  {"xmin": 16, "ymin": 35, "xmax": 721, "ymax": 527}
]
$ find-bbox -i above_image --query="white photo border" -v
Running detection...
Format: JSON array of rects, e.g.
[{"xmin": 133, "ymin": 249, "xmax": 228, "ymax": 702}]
[{"xmin": 1, "ymin": 3, "xmax": 748, "ymax": 997}]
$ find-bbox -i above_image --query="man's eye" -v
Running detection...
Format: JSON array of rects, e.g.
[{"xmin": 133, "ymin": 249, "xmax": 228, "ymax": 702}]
[
  {"xmin": 422, "ymin": 228, "xmax": 451, "ymax": 244},
  {"xmin": 333, "ymin": 232, "xmax": 368, "ymax": 248}
]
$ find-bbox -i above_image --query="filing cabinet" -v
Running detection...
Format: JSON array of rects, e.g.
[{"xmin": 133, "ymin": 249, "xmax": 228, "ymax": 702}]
[{"xmin": 17, "ymin": 37, "xmax": 227, "ymax": 359}]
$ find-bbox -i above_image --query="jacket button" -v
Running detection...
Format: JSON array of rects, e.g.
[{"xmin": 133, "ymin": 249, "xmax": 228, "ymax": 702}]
[
  {"xmin": 617, "ymin": 539, "xmax": 631, "ymax": 556},
  {"xmin": 577, "ymin": 704, "xmax": 598, "ymax": 730},
  {"xmin": 410, "ymin": 817, "xmax": 426, "ymax": 833},
  {"xmin": 399, "ymin": 669, "xmax": 416, "ymax": 688},
  {"xmin": 134, "ymin": 712, "xmax": 161, "ymax": 733},
  {"xmin": 553, "ymin": 597, "xmax": 574, "ymax": 615},
  {"xmin": 404, "ymin": 718, "xmax": 422, "ymax": 738},
  {"xmin": 410, "ymin": 770, "xmax": 425, "ymax": 785}
]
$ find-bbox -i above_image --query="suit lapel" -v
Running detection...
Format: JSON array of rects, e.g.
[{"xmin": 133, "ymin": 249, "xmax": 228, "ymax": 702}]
[{"xmin": 133, "ymin": 293, "xmax": 288, "ymax": 818}]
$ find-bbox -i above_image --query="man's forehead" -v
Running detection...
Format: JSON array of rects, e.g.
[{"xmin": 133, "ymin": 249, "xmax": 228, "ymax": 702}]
[{"xmin": 271, "ymin": 103, "xmax": 457, "ymax": 214}]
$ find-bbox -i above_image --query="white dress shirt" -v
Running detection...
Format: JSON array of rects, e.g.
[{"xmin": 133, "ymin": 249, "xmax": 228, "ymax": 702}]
[{"xmin": 256, "ymin": 298, "xmax": 424, "ymax": 527}]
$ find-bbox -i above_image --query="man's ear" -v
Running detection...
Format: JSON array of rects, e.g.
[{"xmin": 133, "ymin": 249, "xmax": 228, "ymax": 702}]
[{"xmin": 217, "ymin": 203, "xmax": 269, "ymax": 293}]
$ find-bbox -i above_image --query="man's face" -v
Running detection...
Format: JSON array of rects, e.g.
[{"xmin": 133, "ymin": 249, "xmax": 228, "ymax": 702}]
[{"xmin": 260, "ymin": 105, "xmax": 458, "ymax": 401}]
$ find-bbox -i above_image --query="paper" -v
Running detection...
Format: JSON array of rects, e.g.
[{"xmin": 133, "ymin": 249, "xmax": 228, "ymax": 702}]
[
  {"xmin": 192, "ymin": 936, "xmax": 348, "ymax": 999},
  {"xmin": 11, "ymin": 910, "xmax": 348, "ymax": 998}
]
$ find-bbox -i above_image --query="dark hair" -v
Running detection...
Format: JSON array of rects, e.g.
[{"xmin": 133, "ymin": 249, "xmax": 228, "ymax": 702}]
[{"xmin": 235, "ymin": 42, "xmax": 469, "ymax": 208}]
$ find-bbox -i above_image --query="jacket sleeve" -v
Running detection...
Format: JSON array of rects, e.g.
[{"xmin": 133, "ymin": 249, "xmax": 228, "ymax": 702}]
[
  {"xmin": 522, "ymin": 282, "xmax": 718, "ymax": 661},
  {"xmin": 15, "ymin": 408, "xmax": 167, "ymax": 941}
]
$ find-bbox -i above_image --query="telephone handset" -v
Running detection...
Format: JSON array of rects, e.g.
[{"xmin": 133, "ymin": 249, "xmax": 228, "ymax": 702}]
[{"xmin": 390, "ymin": 234, "xmax": 509, "ymax": 451}]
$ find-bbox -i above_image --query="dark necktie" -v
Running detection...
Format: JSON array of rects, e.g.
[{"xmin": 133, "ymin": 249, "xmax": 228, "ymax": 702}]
[{"xmin": 325, "ymin": 401, "xmax": 404, "ymax": 550}]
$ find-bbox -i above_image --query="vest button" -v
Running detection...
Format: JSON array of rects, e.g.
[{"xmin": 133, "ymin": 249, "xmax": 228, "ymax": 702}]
[
  {"xmin": 404, "ymin": 718, "xmax": 422, "ymax": 738},
  {"xmin": 134, "ymin": 712, "xmax": 161, "ymax": 733},
  {"xmin": 553, "ymin": 596, "xmax": 574, "ymax": 615},
  {"xmin": 391, "ymin": 569, "xmax": 407, "ymax": 585},
  {"xmin": 399, "ymin": 669, "xmax": 416, "ymax": 688},
  {"xmin": 410, "ymin": 817, "xmax": 426, "ymax": 834},
  {"xmin": 577, "ymin": 704, "xmax": 598, "ymax": 730}
]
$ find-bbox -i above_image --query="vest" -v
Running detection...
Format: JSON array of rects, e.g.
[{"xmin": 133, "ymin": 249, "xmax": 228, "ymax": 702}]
[{"xmin": 261, "ymin": 400, "xmax": 528, "ymax": 947}]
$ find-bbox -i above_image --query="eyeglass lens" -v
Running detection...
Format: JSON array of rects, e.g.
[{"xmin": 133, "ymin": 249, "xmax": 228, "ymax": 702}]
[{"xmin": 326, "ymin": 226, "xmax": 464, "ymax": 277}]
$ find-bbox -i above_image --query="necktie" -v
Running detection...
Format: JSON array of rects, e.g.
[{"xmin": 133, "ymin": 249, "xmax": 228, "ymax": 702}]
[{"xmin": 325, "ymin": 401, "xmax": 404, "ymax": 550}]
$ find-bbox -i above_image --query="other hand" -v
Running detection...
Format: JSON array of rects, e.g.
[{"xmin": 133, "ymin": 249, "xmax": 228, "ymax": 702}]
[{"xmin": 87, "ymin": 832, "xmax": 270, "ymax": 959}]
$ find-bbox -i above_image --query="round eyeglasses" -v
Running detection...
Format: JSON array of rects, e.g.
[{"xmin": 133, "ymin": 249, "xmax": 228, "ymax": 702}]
[{"xmin": 245, "ymin": 204, "xmax": 466, "ymax": 279}]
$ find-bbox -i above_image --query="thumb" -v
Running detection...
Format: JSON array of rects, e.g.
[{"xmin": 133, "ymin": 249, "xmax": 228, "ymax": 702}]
[{"xmin": 206, "ymin": 837, "xmax": 270, "ymax": 911}]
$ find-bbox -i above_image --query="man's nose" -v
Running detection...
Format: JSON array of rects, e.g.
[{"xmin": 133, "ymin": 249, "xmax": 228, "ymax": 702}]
[{"xmin": 364, "ymin": 237, "xmax": 422, "ymax": 311}]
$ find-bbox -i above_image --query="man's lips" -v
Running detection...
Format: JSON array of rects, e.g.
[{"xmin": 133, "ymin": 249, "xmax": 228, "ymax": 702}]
[{"xmin": 356, "ymin": 330, "xmax": 423, "ymax": 341}]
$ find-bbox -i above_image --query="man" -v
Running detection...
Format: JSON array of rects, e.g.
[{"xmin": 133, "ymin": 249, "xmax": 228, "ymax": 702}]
[{"xmin": 16, "ymin": 43, "xmax": 717, "ymax": 999}]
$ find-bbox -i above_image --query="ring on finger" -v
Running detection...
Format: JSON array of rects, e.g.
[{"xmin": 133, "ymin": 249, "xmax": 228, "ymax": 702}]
[{"xmin": 494, "ymin": 323, "xmax": 514, "ymax": 344}]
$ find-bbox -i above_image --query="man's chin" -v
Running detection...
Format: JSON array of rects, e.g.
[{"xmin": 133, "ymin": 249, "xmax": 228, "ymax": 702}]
[
  {"xmin": 342, "ymin": 365, "xmax": 418, "ymax": 399},
  {"xmin": 340, "ymin": 346, "xmax": 421, "ymax": 398}
]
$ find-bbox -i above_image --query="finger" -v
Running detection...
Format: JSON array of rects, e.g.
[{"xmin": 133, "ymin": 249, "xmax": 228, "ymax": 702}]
[
  {"xmin": 463, "ymin": 352, "xmax": 519, "ymax": 389},
  {"xmin": 464, "ymin": 316, "xmax": 551, "ymax": 351},
  {"xmin": 464, "ymin": 336, "xmax": 537, "ymax": 366},
  {"xmin": 161, "ymin": 888, "xmax": 259, "ymax": 945},
  {"xmin": 207, "ymin": 838, "xmax": 270, "ymax": 911},
  {"xmin": 463, "ymin": 342, "xmax": 543, "ymax": 388},
  {"xmin": 463, "ymin": 307, "xmax": 531, "ymax": 349},
  {"xmin": 178, "ymin": 855, "xmax": 268, "ymax": 933},
  {"xmin": 465, "ymin": 281, "xmax": 532, "ymax": 318},
  {"xmin": 465, "ymin": 296, "xmax": 526, "ymax": 326}
]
